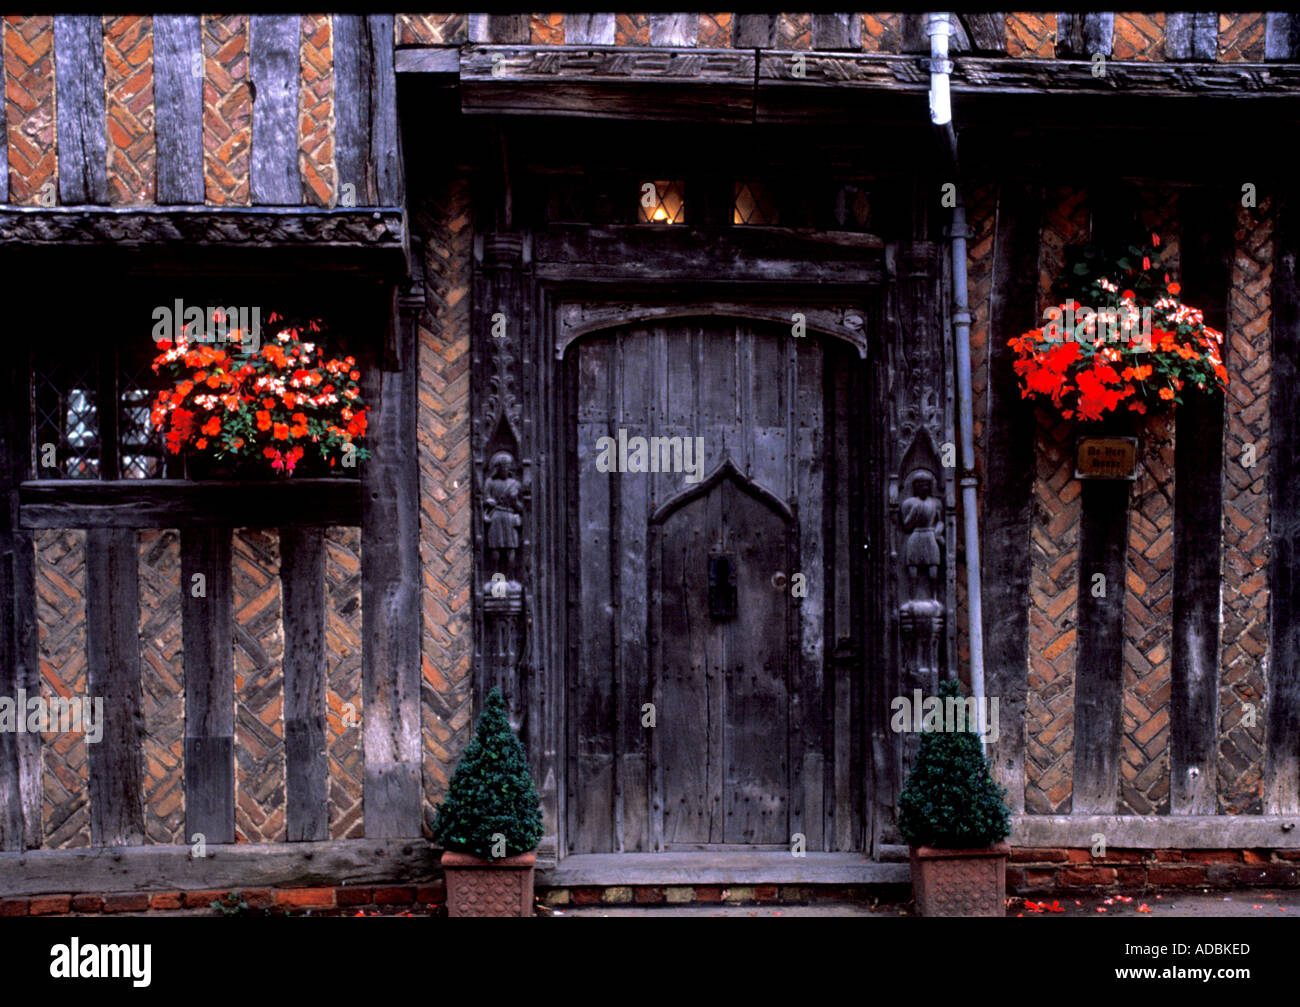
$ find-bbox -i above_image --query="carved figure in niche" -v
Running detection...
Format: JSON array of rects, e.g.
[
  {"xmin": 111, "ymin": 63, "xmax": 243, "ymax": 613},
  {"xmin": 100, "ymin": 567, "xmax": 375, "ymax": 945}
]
[
  {"xmin": 484, "ymin": 450, "xmax": 524, "ymax": 573},
  {"xmin": 900, "ymin": 470, "xmax": 943, "ymax": 604}
]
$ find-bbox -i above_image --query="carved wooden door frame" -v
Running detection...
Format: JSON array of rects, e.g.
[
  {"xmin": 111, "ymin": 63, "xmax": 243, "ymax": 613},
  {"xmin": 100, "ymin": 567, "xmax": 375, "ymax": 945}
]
[{"xmin": 469, "ymin": 225, "xmax": 953, "ymax": 863}]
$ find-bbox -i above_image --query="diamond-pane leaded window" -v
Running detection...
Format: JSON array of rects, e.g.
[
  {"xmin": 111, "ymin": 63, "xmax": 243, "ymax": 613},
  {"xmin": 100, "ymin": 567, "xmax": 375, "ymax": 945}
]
[
  {"xmin": 638, "ymin": 180, "xmax": 685, "ymax": 224},
  {"xmin": 733, "ymin": 181, "xmax": 779, "ymax": 226},
  {"xmin": 31, "ymin": 345, "xmax": 179, "ymax": 480}
]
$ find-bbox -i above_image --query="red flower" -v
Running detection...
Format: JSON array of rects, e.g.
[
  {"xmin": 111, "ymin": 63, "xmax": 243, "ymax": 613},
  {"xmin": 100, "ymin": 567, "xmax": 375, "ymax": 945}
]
[
  {"xmin": 202, "ymin": 416, "xmax": 221, "ymax": 437},
  {"xmin": 273, "ymin": 422, "xmax": 290, "ymax": 440}
]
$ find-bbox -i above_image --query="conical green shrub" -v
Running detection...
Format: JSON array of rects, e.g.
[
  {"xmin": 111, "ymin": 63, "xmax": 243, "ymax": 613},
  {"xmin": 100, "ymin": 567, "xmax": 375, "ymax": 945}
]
[
  {"xmin": 431, "ymin": 687, "xmax": 545, "ymax": 858},
  {"xmin": 897, "ymin": 678, "xmax": 1011, "ymax": 848}
]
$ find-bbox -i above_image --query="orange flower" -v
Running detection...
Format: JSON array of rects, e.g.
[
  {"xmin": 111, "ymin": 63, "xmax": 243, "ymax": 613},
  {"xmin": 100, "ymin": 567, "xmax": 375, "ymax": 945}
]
[
  {"xmin": 263, "ymin": 397, "xmax": 276, "ymax": 410},
  {"xmin": 195, "ymin": 438, "xmax": 208, "ymax": 450},
  {"xmin": 273, "ymin": 423, "xmax": 290, "ymax": 440},
  {"xmin": 256, "ymin": 410, "xmax": 273, "ymax": 432},
  {"xmin": 1159, "ymin": 387, "xmax": 1176, "ymax": 401},
  {"xmin": 1167, "ymin": 282, "xmax": 1181, "ymax": 295},
  {"xmin": 231, "ymin": 437, "xmax": 245, "ymax": 450},
  {"xmin": 202, "ymin": 416, "xmax": 221, "ymax": 436}
]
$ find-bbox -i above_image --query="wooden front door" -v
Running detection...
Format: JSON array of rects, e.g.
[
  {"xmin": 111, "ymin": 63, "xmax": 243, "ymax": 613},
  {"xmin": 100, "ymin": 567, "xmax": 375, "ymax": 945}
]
[{"xmin": 565, "ymin": 314, "xmax": 871, "ymax": 855}]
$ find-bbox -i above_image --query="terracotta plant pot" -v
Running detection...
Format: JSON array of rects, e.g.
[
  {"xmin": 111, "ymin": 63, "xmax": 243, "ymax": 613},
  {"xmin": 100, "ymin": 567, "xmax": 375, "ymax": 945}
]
[
  {"xmin": 441, "ymin": 849, "xmax": 536, "ymax": 917},
  {"xmin": 909, "ymin": 842, "xmax": 1009, "ymax": 917}
]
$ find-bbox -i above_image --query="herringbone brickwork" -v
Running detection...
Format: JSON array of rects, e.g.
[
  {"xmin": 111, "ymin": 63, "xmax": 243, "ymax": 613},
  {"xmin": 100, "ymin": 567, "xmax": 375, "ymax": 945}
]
[
  {"xmin": 1005, "ymin": 13, "xmax": 1056, "ymax": 58},
  {"xmin": 698, "ymin": 14, "xmax": 732, "ymax": 48},
  {"xmin": 202, "ymin": 14, "xmax": 251, "ymax": 206},
  {"xmin": 299, "ymin": 14, "xmax": 335, "ymax": 207},
  {"xmin": 1025, "ymin": 185, "xmax": 1089, "ymax": 814},
  {"xmin": 1112, "ymin": 13, "xmax": 1166, "ymax": 61},
  {"xmin": 232, "ymin": 530, "xmax": 286, "ymax": 843},
  {"xmin": 530, "ymin": 14, "xmax": 564, "ymax": 46},
  {"xmin": 395, "ymin": 14, "xmax": 466, "ymax": 45},
  {"xmin": 103, "ymin": 15, "xmax": 155, "ymax": 205},
  {"xmin": 1217, "ymin": 12, "xmax": 1265, "ymax": 61},
  {"xmin": 36, "ymin": 530, "xmax": 88, "ymax": 849},
  {"xmin": 615, "ymin": 15, "xmax": 651, "ymax": 46},
  {"xmin": 325, "ymin": 526, "xmax": 364, "ymax": 839},
  {"xmin": 414, "ymin": 176, "xmax": 474, "ymax": 826},
  {"xmin": 139, "ymin": 530, "xmax": 184, "ymax": 844},
  {"xmin": 1218, "ymin": 198, "xmax": 1272, "ymax": 814},
  {"xmin": 1117, "ymin": 192, "xmax": 1180, "ymax": 815},
  {"xmin": 860, "ymin": 14, "xmax": 900, "ymax": 52},
  {"xmin": 3, "ymin": 15, "xmax": 57, "ymax": 204}
]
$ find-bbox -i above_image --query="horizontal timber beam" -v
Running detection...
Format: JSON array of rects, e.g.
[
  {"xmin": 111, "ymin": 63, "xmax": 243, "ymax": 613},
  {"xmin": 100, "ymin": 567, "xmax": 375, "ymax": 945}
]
[
  {"xmin": 20, "ymin": 480, "xmax": 361, "ymax": 529},
  {"xmin": 1012, "ymin": 815, "xmax": 1300, "ymax": 849},
  {"xmin": 0, "ymin": 839, "xmax": 437, "ymax": 897}
]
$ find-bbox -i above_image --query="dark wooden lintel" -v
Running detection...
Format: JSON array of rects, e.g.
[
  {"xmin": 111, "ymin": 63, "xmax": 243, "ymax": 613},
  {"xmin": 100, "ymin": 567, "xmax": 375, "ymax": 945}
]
[{"xmin": 19, "ymin": 479, "xmax": 362, "ymax": 529}]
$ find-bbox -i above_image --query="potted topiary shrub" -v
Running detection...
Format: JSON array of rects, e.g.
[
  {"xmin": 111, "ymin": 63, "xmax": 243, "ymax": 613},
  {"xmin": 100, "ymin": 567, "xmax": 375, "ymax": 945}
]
[
  {"xmin": 897, "ymin": 678, "xmax": 1011, "ymax": 917},
  {"xmin": 431, "ymin": 687, "xmax": 545, "ymax": 917}
]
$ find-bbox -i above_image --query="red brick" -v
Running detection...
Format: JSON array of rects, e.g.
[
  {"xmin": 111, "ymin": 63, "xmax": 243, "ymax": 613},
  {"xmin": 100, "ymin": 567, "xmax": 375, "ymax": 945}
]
[
  {"xmin": 1186, "ymin": 850, "xmax": 1242, "ymax": 865},
  {"xmin": 103, "ymin": 893, "xmax": 151, "ymax": 913},
  {"xmin": 1011, "ymin": 847, "xmax": 1068, "ymax": 863},
  {"xmin": 416, "ymin": 883, "xmax": 445, "ymax": 904},
  {"xmin": 634, "ymin": 886, "xmax": 665, "ymax": 904},
  {"xmin": 1005, "ymin": 867, "xmax": 1025, "ymax": 888},
  {"xmin": 70, "ymin": 895, "xmax": 103, "ymax": 912},
  {"xmin": 571, "ymin": 887, "xmax": 602, "ymax": 906},
  {"xmin": 1117, "ymin": 867, "xmax": 1147, "ymax": 885},
  {"xmin": 754, "ymin": 885, "xmax": 779, "ymax": 902},
  {"xmin": 693, "ymin": 885, "xmax": 724, "ymax": 903},
  {"xmin": 243, "ymin": 888, "xmax": 274, "ymax": 909},
  {"xmin": 149, "ymin": 892, "xmax": 183, "ymax": 910},
  {"xmin": 1275, "ymin": 850, "xmax": 1300, "ymax": 862},
  {"xmin": 1066, "ymin": 848, "xmax": 1095, "ymax": 863},
  {"xmin": 1062, "ymin": 866, "xmax": 1117, "ymax": 887},
  {"xmin": 183, "ymin": 889, "xmax": 227, "ymax": 908},
  {"xmin": 274, "ymin": 887, "xmax": 335, "ymax": 909},
  {"xmin": 372, "ymin": 886, "xmax": 415, "ymax": 905},
  {"xmin": 1148, "ymin": 865, "xmax": 1206, "ymax": 886},
  {"xmin": 1024, "ymin": 869, "xmax": 1057, "ymax": 889},
  {"xmin": 1153, "ymin": 849, "xmax": 1184, "ymax": 862},
  {"xmin": 1100, "ymin": 850, "xmax": 1144, "ymax": 864},
  {"xmin": 0, "ymin": 899, "xmax": 28, "ymax": 917},
  {"xmin": 337, "ymin": 886, "xmax": 373, "ymax": 906},
  {"xmin": 1243, "ymin": 849, "xmax": 1271, "ymax": 864},
  {"xmin": 28, "ymin": 895, "xmax": 71, "ymax": 915}
]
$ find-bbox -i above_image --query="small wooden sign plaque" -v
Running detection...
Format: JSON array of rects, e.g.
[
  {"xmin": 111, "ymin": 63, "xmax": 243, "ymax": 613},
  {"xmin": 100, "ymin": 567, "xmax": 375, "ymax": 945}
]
[{"xmin": 1075, "ymin": 436, "xmax": 1138, "ymax": 480}]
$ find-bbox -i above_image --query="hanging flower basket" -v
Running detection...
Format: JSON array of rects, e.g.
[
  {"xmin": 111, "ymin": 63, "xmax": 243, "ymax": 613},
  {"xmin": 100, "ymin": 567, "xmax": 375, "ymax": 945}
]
[
  {"xmin": 150, "ymin": 312, "xmax": 370, "ymax": 478},
  {"xmin": 1008, "ymin": 233, "xmax": 1226, "ymax": 425}
]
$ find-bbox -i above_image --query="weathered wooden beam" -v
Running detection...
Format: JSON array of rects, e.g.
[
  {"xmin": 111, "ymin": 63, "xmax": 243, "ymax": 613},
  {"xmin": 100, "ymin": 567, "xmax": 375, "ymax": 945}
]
[
  {"xmin": 1268, "ymin": 189, "xmax": 1300, "ymax": 815},
  {"xmin": 19, "ymin": 479, "xmax": 362, "ymax": 529},
  {"xmin": 153, "ymin": 14, "xmax": 205, "ymax": 205},
  {"xmin": 0, "ymin": 838, "xmax": 437, "ymax": 897},
  {"xmin": 394, "ymin": 48, "xmax": 458, "ymax": 74},
  {"xmin": 1013, "ymin": 815, "xmax": 1300, "ymax": 849},
  {"xmin": 85, "ymin": 528, "xmax": 145, "ymax": 846},
  {"xmin": 182, "ymin": 527, "xmax": 235, "ymax": 845},
  {"xmin": 53, "ymin": 15, "xmax": 108, "ymax": 205},
  {"xmin": 280, "ymin": 526, "xmax": 328, "ymax": 841},
  {"xmin": 981, "ymin": 181, "xmax": 1042, "ymax": 815},
  {"xmin": 961, "ymin": 13, "xmax": 1007, "ymax": 53},
  {"xmin": 0, "ymin": 207, "xmax": 406, "ymax": 249},
  {"xmin": 0, "ymin": 347, "xmax": 38, "ymax": 850},
  {"xmin": 335, "ymin": 16, "xmax": 403, "ymax": 207},
  {"xmin": 733, "ymin": 14, "xmax": 777, "ymax": 48},
  {"xmin": 360, "ymin": 291, "xmax": 422, "ymax": 838},
  {"xmin": 540, "ymin": 852, "xmax": 911, "ymax": 886},
  {"xmin": 1071, "ymin": 477, "xmax": 1130, "ymax": 813},
  {"xmin": 563, "ymin": 14, "xmax": 615, "ymax": 46},
  {"xmin": 1166, "ymin": 12, "xmax": 1219, "ymax": 62},
  {"xmin": 1265, "ymin": 13, "xmax": 1300, "ymax": 60},
  {"xmin": 650, "ymin": 13, "xmax": 697, "ymax": 48},
  {"xmin": 1172, "ymin": 188, "xmax": 1231, "ymax": 814},
  {"xmin": 250, "ymin": 14, "xmax": 301, "ymax": 205},
  {"xmin": 1055, "ymin": 13, "xmax": 1114, "ymax": 57}
]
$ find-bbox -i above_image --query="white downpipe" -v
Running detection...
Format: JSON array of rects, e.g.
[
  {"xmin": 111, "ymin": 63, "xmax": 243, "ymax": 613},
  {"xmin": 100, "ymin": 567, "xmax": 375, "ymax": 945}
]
[{"xmin": 927, "ymin": 13, "xmax": 987, "ymax": 752}]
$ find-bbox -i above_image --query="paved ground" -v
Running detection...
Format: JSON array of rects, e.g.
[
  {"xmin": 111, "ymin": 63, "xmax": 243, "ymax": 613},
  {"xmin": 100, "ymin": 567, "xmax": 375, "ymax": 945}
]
[{"xmin": 552, "ymin": 889, "xmax": 1300, "ymax": 917}]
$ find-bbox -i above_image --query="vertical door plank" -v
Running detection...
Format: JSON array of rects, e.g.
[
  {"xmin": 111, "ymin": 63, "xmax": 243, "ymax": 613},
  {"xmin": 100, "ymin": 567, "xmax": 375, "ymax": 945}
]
[
  {"xmin": 281, "ymin": 526, "xmax": 328, "ymax": 840},
  {"xmin": 795, "ymin": 339, "xmax": 825, "ymax": 850},
  {"xmin": 334, "ymin": 15, "xmax": 401, "ymax": 206},
  {"xmin": 153, "ymin": 14, "xmax": 204, "ymax": 204},
  {"xmin": 53, "ymin": 15, "xmax": 108, "ymax": 205},
  {"xmin": 183, "ymin": 526, "xmax": 234, "ymax": 844}
]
